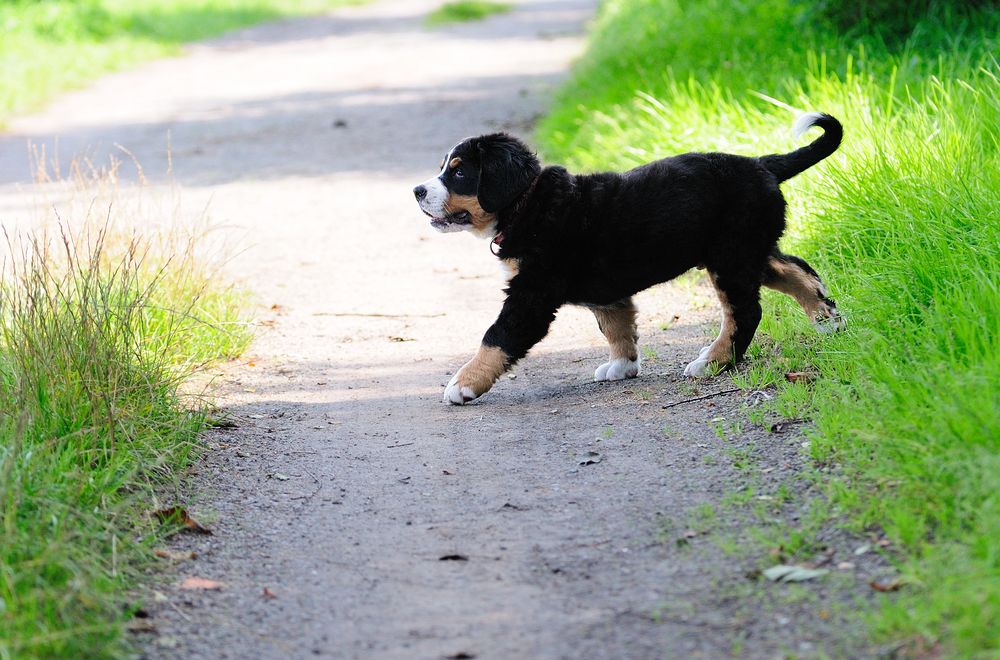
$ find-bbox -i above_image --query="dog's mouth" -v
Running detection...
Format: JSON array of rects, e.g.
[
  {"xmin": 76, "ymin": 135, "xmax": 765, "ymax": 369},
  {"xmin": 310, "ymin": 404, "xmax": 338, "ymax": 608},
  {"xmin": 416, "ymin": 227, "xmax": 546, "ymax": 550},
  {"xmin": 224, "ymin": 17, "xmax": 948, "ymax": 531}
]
[{"xmin": 423, "ymin": 209, "xmax": 471, "ymax": 229}]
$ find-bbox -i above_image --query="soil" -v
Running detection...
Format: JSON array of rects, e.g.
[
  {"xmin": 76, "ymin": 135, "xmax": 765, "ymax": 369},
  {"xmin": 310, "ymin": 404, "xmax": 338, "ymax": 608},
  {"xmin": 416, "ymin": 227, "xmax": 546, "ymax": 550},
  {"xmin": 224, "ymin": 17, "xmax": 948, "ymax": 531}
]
[{"xmin": 0, "ymin": 1, "xmax": 895, "ymax": 657}]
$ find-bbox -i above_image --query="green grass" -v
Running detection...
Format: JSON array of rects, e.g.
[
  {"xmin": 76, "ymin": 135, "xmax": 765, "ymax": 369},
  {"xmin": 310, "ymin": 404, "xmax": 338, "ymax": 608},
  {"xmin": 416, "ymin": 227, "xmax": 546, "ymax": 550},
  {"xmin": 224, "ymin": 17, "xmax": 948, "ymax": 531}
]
[
  {"xmin": 0, "ymin": 0, "xmax": 361, "ymax": 124},
  {"xmin": 0, "ymin": 183, "xmax": 251, "ymax": 657},
  {"xmin": 425, "ymin": 1, "xmax": 512, "ymax": 26},
  {"xmin": 537, "ymin": 0, "xmax": 999, "ymax": 654}
]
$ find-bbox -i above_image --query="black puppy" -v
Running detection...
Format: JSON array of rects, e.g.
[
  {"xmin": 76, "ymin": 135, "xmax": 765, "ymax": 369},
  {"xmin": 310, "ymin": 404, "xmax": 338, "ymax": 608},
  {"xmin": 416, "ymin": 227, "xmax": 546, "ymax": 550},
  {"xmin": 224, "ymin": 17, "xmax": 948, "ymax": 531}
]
[{"xmin": 414, "ymin": 113, "xmax": 845, "ymax": 405}]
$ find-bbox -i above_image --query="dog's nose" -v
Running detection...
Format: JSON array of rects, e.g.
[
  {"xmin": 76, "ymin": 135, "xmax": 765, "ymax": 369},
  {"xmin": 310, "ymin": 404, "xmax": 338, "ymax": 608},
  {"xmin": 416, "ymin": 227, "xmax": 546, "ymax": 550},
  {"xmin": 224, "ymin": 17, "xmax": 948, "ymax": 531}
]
[{"xmin": 413, "ymin": 185, "xmax": 427, "ymax": 201}]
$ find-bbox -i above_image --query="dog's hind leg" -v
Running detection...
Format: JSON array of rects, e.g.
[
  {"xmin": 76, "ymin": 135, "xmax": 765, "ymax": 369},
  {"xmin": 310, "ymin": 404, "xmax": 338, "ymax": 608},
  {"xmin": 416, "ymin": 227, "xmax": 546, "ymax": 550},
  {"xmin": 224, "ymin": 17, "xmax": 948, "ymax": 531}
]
[
  {"xmin": 591, "ymin": 298, "xmax": 640, "ymax": 381},
  {"xmin": 684, "ymin": 272, "xmax": 762, "ymax": 377},
  {"xmin": 763, "ymin": 250, "xmax": 845, "ymax": 333}
]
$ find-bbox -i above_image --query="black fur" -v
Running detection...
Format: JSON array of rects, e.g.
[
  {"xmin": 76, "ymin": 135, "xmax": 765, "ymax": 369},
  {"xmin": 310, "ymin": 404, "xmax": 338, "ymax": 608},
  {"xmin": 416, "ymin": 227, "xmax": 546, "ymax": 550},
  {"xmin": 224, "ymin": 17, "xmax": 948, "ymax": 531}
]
[
  {"xmin": 426, "ymin": 114, "xmax": 844, "ymax": 379},
  {"xmin": 475, "ymin": 134, "xmax": 542, "ymax": 212}
]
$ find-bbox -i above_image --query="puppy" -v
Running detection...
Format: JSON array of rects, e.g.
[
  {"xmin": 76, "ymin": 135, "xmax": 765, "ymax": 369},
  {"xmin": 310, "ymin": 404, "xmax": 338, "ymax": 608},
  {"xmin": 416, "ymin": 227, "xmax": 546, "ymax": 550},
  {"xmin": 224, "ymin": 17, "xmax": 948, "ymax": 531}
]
[{"xmin": 414, "ymin": 112, "xmax": 845, "ymax": 405}]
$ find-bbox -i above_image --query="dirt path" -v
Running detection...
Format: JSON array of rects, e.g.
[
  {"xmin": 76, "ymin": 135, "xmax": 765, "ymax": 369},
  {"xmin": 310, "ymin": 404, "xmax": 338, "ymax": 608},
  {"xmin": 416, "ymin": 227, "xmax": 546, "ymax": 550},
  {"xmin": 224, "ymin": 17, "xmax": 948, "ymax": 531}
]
[{"xmin": 0, "ymin": 1, "xmax": 889, "ymax": 657}]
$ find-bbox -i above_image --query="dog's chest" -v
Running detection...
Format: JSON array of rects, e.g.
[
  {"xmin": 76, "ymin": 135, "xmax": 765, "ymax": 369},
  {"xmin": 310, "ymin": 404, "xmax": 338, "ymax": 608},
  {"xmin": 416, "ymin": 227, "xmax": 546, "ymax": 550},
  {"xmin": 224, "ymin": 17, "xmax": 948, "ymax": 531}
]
[{"xmin": 499, "ymin": 258, "xmax": 520, "ymax": 281}]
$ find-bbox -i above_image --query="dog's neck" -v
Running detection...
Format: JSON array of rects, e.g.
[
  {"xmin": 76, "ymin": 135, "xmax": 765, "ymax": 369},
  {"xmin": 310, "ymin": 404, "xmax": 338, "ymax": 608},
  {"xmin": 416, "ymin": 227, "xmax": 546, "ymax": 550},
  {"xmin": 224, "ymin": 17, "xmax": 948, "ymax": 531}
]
[{"xmin": 491, "ymin": 174, "xmax": 541, "ymax": 254}]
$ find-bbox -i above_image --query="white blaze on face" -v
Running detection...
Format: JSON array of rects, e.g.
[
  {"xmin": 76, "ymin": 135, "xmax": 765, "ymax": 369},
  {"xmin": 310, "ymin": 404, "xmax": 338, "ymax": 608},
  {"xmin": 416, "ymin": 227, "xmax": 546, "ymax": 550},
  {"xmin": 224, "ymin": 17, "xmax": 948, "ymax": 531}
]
[{"xmin": 417, "ymin": 147, "xmax": 453, "ymax": 221}]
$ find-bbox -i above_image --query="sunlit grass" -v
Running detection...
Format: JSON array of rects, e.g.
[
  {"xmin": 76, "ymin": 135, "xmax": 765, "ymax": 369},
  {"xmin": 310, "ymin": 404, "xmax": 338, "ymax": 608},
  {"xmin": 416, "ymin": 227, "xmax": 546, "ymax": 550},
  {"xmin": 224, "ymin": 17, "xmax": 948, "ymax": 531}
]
[
  {"xmin": 0, "ymin": 167, "xmax": 252, "ymax": 657},
  {"xmin": 0, "ymin": 0, "xmax": 363, "ymax": 124},
  {"xmin": 537, "ymin": 0, "xmax": 1000, "ymax": 653},
  {"xmin": 425, "ymin": 1, "xmax": 512, "ymax": 27}
]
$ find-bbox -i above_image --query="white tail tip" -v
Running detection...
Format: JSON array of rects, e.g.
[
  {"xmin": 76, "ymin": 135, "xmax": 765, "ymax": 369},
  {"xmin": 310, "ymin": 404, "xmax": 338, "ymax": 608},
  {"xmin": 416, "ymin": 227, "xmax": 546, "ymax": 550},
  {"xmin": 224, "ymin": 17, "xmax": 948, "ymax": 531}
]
[{"xmin": 792, "ymin": 112, "xmax": 825, "ymax": 139}]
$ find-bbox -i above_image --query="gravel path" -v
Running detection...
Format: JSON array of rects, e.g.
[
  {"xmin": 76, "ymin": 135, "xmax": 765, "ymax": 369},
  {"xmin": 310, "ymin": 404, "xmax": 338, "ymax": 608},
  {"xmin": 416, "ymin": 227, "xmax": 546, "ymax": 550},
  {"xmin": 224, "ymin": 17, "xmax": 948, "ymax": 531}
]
[{"xmin": 0, "ymin": 1, "xmax": 888, "ymax": 657}]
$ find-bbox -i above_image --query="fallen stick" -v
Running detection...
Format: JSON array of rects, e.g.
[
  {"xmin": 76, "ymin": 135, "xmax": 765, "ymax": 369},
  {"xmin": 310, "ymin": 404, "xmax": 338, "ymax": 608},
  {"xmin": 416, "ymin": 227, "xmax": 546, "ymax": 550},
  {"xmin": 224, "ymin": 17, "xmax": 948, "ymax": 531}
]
[{"xmin": 661, "ymin": 388, "xmax": 740, "ymax": 409}]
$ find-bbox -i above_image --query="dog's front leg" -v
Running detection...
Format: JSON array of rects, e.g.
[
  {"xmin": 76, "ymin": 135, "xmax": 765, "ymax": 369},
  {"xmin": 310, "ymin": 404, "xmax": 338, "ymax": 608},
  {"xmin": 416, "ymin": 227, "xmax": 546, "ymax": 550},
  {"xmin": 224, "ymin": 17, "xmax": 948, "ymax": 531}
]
[
  {"xmin": 443, "ymin": 344, "xmax": 510, "ymax": 405},
  {"xmin": 444, "ymin": 290, "xmax": 559, "ymax": 405}
]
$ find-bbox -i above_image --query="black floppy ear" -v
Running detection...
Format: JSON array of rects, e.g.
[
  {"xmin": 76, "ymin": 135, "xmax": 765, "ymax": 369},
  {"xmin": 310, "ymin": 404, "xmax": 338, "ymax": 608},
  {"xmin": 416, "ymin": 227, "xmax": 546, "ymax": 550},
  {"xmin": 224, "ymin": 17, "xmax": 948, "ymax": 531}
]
[{"xmin": 476, "ymin": 134, "xmax": 541, "ymax": 213}]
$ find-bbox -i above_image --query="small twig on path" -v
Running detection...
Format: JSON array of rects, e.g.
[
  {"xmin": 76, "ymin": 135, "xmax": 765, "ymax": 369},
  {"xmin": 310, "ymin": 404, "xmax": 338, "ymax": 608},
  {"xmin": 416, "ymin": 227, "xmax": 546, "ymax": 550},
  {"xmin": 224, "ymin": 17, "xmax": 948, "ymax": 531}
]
[
  {"xmin": 290, "ymin": 467, "xmax": 322, "ymax": 502},
  {"xmin": 311, "ymin": 312, "xmax": 445, "ymax": 318},
  {"xmin": 386, "ymin": 442, "xmax": 415, "ymax": 448},
  {"xmin": 661, "ymin": 388, "xmax": 740, "ymax": 409},
  {"xmin": 166, "ymin": 597, "xmax": 193, "ymax": 622}
]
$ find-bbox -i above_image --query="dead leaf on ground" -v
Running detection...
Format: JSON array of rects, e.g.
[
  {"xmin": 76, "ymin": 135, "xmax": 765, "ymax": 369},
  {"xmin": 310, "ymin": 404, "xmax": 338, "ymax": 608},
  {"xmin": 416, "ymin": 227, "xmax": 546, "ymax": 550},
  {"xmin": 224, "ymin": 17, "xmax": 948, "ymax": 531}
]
[
  {"xmin": 763, "ymin": 564, "xmax": 829, "ymax": 582},
  {"xmin": 578, "ymin": 451, "xmax": 602, "ymax": 466},
  {"xmin": 388, "ymin": 336, "xmax": 415, "ymax": 342},
  {"xmin": 263, "ymin": 587, "xmax": 277, "ymax": 599},
  {"xmin": 785, "ymin": 371, "xmax": 818, "ymax": 384},
  {"xmin": 770, "ymin": 418, "xmax": 807, "ymax": 433},
  {"xmin": 271, "ymin": 472, "xmax": 291, "ymax": 481},
  {"xmin": 870, "ymin": 579, "xmax": 904, "ymax": 592},
  {"xmin": 153, "ymin": 507, "xmax": 211, "ymax": 535},
  {"xmin": 439, "ymin": 554, "xmax": 468, "ymax": 561},
  {"xmin": 179, "ymin": 577, "xmax": 224, "ymax": 590},
  {"xmin": 154, "ymin": 549, "xmax": 197, "ymax": 562}
]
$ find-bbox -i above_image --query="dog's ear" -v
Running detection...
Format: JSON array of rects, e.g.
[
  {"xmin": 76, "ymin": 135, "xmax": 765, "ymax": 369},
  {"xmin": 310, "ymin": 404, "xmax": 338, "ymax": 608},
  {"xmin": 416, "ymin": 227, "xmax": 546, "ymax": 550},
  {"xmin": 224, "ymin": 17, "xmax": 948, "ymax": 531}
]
[{"xmin": 476, "ymin": 134, "xmax": 541, "ymax": 213}]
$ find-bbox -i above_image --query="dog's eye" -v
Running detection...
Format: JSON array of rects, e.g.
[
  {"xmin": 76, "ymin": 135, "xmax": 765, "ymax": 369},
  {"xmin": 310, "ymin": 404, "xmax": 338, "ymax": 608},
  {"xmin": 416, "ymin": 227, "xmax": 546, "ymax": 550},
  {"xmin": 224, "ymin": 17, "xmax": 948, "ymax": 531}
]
[{"xmin": 455, "ymin": 168, "xmax": 464, "ymax": 178}]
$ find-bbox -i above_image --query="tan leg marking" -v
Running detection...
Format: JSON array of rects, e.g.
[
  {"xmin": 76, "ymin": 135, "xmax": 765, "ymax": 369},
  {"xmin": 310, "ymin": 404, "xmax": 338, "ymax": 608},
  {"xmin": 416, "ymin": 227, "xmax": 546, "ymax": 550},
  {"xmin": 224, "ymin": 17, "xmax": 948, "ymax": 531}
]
[
  {"xmin": 592, "ymin": 302, "xmax": 638, "ymax": 361},
  {"xmin": 764, "ymin": 256, "xmax": 843, "ymax": 331},
  {"xmin": 764, "ymin": 257, "xmax": 827, "ymax": 318},
  {"xmin": 592, "ymin": 299, "xmax": 641, "ymax": 381},
  {"xmin": 445, "ymin": 193, "xmax": 497, "ymax": 237},
  {"xmin": 704, "ymin": 276, "xmax": 737, "ymax": 364},
  {"xmin": 444, "ymin": 345, "xmax": 510, "ymax": 404},
  {"xmin": 684, "ymin": 276, "xmax": 735, "ymax": 376}
]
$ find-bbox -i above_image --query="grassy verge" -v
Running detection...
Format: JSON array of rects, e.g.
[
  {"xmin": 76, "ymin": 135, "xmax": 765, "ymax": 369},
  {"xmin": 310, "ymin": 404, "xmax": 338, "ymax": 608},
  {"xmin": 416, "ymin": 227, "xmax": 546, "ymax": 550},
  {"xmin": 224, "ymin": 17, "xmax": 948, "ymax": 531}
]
[
  {"xmin": 425, "ymin": 1, "xmax": 512, "ymax": 26},
  {"xmin": 537, "ymin": 0, "xmax": 999, "ymax": 653},
  {"xmin": 0, "ymin": 0, "xmax": 362, "ymax": 125},
  {"xmin": 0, "ymin": 178, "xmax": 251, "ymax": 657}
]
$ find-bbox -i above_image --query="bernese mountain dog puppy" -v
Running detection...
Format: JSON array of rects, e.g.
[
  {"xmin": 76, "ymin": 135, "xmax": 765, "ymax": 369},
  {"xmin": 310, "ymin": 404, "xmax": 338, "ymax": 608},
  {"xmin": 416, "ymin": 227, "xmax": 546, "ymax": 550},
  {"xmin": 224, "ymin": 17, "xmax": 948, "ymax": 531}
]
[{"xmin": 414, "ymin": 112, "xmax": 845, "ymax": 405}]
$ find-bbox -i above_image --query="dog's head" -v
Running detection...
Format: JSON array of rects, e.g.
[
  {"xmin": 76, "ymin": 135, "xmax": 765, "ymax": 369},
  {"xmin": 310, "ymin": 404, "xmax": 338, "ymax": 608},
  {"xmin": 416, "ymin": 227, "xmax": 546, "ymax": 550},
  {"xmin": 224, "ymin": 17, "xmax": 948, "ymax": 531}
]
[{"xmin": 413, "ymin": 133, "xmax": 540, "ymax": 237}]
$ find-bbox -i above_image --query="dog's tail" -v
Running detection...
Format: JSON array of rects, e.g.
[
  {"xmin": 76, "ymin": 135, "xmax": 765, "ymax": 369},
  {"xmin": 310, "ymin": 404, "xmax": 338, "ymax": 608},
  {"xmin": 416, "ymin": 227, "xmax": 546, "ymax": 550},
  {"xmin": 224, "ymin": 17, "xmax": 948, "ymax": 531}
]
[{"xmin": 759, "ymin": 112, "xmax": 842, "ymax": 183}]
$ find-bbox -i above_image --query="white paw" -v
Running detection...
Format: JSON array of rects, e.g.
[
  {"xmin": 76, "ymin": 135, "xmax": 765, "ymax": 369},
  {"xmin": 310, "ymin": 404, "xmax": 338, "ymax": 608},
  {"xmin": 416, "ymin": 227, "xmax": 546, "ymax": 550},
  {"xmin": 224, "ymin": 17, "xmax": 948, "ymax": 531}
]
[
  {"xmin": 443, "ymin": 373, "xmax": 478, "ymax": 405},
  {"xmin": 594, "ymin": 356, "xmax": 640, "ymax": 381},
  {"xmin": 683, "ymin": 354, "xmax": 714, "ymax": 377},
  {"xmin": 814, "ymin": 314, "xmax": 846, "ymax": 334}
]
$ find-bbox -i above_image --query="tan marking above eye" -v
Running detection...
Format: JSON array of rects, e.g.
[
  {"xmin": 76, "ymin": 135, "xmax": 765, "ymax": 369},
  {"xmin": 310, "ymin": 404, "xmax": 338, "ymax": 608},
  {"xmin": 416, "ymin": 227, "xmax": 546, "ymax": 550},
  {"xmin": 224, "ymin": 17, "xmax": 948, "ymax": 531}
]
[
  {"xmin": 449, "ymin": 157, "xmax": 462, "ymax": 169},
  {"xmin": 439, "ymin": 159, "xmax": 444, "ymax": 170}
]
